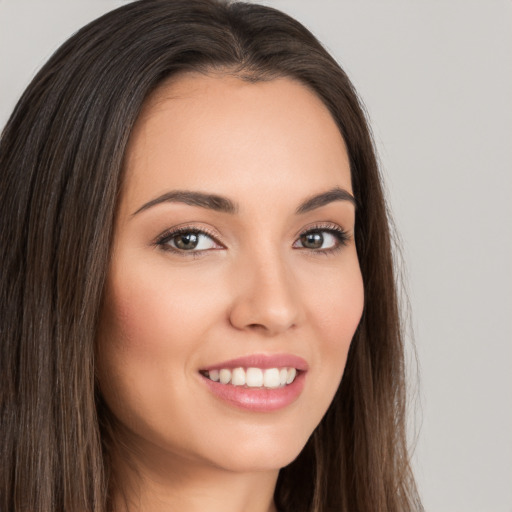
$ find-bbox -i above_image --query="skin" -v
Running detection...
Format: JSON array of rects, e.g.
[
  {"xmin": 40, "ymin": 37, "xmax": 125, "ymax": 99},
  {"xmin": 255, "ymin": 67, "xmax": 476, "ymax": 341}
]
[{"xmin": 97, "ymin": 73, "xmax": 364, "ymax": 512}]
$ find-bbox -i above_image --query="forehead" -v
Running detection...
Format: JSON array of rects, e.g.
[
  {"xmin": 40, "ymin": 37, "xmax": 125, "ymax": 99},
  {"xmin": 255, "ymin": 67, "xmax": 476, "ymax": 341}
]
[{"xmin": 121, "ymin": 72, "xmax": 352, "ymax": 213}]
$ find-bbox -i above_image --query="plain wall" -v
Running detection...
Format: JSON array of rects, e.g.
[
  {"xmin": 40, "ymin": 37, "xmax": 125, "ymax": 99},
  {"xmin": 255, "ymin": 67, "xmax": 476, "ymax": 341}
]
[{"xmin": 1, "ymin": 1, "xmax": 511, "ymax": 511}]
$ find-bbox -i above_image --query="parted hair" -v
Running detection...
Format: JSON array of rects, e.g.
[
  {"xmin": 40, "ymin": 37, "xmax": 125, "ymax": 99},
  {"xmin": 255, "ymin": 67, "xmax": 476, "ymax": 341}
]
[{"xmin": 0, "ymin": 1, "xmax": 422, "ymax": 510}]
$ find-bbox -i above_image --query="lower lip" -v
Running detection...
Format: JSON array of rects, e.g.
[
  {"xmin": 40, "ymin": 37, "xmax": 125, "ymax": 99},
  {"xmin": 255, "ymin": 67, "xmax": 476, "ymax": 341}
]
[{"xmin": 201, "ymin": 372, "xmax": 306, "ymax": 412}]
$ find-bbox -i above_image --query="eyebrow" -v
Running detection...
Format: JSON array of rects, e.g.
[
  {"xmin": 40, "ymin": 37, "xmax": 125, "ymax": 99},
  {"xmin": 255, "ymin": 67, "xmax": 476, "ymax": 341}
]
[
  {"xmin": 295, "ymin": 187, "xmax": 356, "ymax": 214},
  {"xmin": 132, "ymin": 186, "xmax": 356, "ymax": 216},
  {"xmin": 132, "ymin": 190, "xmax": 238, "ymax": 215}
]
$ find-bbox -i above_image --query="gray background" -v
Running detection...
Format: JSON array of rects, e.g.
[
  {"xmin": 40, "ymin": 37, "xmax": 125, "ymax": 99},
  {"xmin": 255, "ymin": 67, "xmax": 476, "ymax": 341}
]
[{"xmin": 1, "ymin": 1, "xmax": 511, "ymax": 510}]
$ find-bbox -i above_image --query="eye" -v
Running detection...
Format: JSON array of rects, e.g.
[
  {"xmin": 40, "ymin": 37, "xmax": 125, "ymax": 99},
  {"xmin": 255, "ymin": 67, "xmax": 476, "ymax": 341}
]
[
  {"xmin": 156, "ymin": 228, "xmax": 220, "ymax": 253},
  {"xmin": 299, "ymin": 231, "xmax": 335, "ymax": 249},
  {"xmin": 293, "ymin": 226, "xmax": 349, "ymax": 252}
]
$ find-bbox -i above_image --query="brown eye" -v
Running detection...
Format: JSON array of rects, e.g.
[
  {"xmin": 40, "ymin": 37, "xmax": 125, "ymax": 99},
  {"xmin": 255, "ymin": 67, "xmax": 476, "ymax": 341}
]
[
  {"xmin": 158, "ymin": 230, "xmax": 219, "ymax": 252},
  {"xmin": 300, "ymin": 232, "xmax": 324, "ymax": 249},
  {"xmin": 294, "ymin": 228, "xmax": 347, "ymax": 251},
  {"xmin": 173, "ymin": 232, "xmax": 199, "ymax": 250}
]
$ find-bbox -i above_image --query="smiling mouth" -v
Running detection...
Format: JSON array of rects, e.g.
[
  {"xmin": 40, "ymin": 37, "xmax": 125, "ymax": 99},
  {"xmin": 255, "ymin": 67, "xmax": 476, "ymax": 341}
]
[{"xmin": 199, "ymin": 367, "xmax": 298, "ymax": 389}]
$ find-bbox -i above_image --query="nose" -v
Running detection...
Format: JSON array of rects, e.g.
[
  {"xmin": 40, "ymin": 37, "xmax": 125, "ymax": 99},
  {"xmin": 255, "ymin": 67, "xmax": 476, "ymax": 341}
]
[{"xmin": 228, "ymin": 250, "xmax": 302, "ymax": 336}]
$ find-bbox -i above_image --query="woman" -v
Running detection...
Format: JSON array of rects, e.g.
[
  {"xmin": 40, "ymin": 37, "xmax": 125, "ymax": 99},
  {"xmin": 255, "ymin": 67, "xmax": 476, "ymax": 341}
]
[{"xmin": 0, "ymin": 0, "xmax": 422, "ymax": 511}]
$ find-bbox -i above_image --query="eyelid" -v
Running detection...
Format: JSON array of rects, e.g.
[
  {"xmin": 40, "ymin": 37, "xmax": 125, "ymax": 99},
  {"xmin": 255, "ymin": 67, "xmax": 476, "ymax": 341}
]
[
  {"xmin": 154, "ymin": 221, "xmax": 351, "ymax": 257},
  {"xmin": 295, "ymin": 221, "xmax": 350, "ymax": 239},
  {"xmin": 293, "ymin": 222, "xmax": 351, "ymax": 251},
  {"xmin": 154, "ymin": 224, "xmax": 225, "ymax": 255}
]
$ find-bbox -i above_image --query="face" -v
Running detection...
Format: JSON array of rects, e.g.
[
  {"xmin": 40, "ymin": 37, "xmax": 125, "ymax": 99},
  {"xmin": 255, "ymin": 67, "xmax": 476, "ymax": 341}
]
[{"xmin": 97, "ymin": 73, "xmax": 364, "ymax": 474}]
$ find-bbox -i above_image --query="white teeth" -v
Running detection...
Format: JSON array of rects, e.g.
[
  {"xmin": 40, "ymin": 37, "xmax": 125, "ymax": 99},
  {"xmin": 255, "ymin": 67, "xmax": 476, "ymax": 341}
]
[
  {"xmin": 246, "ymin": 367, "xmax": 263, "ymax": 387},
  {"xmin": 263, "ymin": 368, "xmax": 280, "ymax": 388},
  {"xmin": 286, "ymin": 367, "xmax": 296, "ymax": 384},
  {"xmin": 231, "ymin": 367, "xmax": 246, "ymax": 386},
  {"xmin": 219, "ymin": 369, "xmax": 231, "ymax": 384},
  {"xmin": 205, "ymin": 367, "xmax": 298, "ymax": 388}
]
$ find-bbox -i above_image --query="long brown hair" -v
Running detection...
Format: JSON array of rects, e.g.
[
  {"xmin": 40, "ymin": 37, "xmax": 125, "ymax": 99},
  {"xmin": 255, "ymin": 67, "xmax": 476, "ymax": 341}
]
[{"xmin": 0, "ymin": 1, "xmax": 422, "ymax": 510}]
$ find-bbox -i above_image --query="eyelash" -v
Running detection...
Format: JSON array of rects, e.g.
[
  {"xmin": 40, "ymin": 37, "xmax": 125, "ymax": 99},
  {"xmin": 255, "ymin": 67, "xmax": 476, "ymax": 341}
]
[
  {"xmin": 154, "ymin": 223, "xmax": 350, "ymax": 257},
  {"xmin": 297, "ymin": 223, "xmax": 350, "ymax": 255},
  {"xmin": 154, "ymin": 225, "xmax": 221, "ymax": 259}
]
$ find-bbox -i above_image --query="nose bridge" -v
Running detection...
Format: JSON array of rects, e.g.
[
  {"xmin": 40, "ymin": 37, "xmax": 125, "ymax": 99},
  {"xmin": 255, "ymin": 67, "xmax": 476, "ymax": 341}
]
[{"xmin": 228, "ymin": 244, "xmax": 301, "ymax": 335}]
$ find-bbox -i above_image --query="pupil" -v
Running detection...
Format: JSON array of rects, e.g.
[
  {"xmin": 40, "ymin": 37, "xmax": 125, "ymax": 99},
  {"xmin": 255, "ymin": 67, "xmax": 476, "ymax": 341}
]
[
  {"xmin": 302, "ymin": 232, "xmax": 323, "ymax": 249},
  {"xmin": 175, "ymin": 232, "xmax": 198, "ymax": 250}
]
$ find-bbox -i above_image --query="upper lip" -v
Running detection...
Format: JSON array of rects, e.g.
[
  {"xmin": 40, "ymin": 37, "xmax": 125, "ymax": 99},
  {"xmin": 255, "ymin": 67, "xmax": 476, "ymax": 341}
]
[{"xmin": 200, "ymin": 353, "xmax": 309, "ymax": 372}]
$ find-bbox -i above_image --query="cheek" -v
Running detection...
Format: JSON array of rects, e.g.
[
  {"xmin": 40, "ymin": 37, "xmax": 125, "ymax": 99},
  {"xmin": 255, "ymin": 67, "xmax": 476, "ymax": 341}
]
[
  {"xmin": 307, "ymin": 253, "xmax": 364, "ymax": 346},
  {"xmin": 99, "ymin": 258, "xmax": 219, "ymax": 357},
  {"xmin": 96, "ymin": 257, "xmax": 222, "ymax": 414},
  {"xmin": 304, "ymin": 255, "xmax": 364, "ymax": 389},
  {"xmin": 95, "ymin": 257, "xmax": 232, "ymax": 454}
]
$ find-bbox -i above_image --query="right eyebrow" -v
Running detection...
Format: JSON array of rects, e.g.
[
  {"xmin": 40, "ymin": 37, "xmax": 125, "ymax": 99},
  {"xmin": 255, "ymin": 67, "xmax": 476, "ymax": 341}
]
[{"xmin": 132, "ymin": 190, "xmax": 238, "ymax": 216}]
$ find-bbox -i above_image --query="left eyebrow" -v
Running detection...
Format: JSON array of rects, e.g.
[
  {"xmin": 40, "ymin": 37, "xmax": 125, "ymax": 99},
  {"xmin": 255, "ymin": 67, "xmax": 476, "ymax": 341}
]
[{"xmin": 295, "ymin": 187, "xmax": 356, "ymax": 214}]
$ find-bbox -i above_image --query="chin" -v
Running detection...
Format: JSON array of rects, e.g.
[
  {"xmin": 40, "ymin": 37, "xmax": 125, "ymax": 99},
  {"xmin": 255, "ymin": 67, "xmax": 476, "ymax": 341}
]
[
  {"xmin": 211, "ymin": 449, "xmax": 303, "ymax": 474},
  {"xmin": 196, "ymin": 427, "xmax": 311, "ymax": 473}
]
